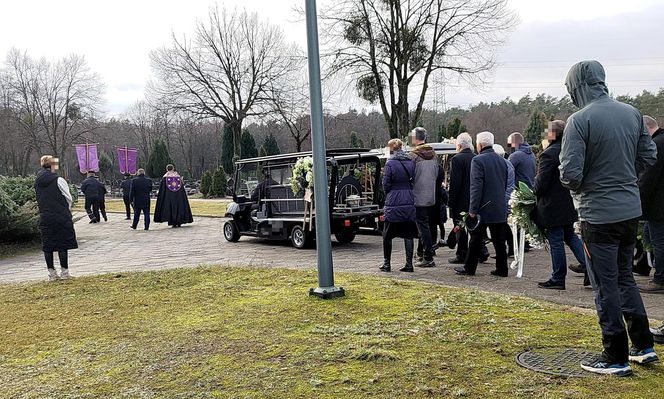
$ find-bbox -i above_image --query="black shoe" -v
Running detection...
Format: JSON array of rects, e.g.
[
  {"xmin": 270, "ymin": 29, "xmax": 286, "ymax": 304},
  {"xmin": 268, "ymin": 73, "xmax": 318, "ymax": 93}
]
[
  {"xmin": 454, "ymin": 267, "xmax": 474, "ymax": 276},
  {"xmin": 490, "ymin": 270, "xmax": 508, "ymax": 278},
  {"xmin": 415, "ymin": 259, "xmax": 436, "ymax": 268},
  {"xmin": 103, "ymin": 216, "xmax": 108, "ymax": 222},
  {"xmin": 568, "ymin": 264, "xmax": 587, "ymax": 274},
  {"xmin": 538, "ymin": 280, "xmax": 565, "ymax": 290},
  {"xmin": 379, "ymin": 263, "xmax": 391, "ymax": 272},
  {"xmin": 448, "ymin": 256, "xmax": 465, "ymax": 264},
  {"xmin": 144, "ymin": 227, "xmax": 149, "ymax": 231},
  {"xmin": 399, "ymin": 266, "xmax": 414, "ymax": 272},
  {"xmin": 130, "ymin": 225, "xmax": 137, "ymax": 230},
  {"xmin": 125, "ymin": 217, "xmax": 131, "ymax": 220},
  {"xmin": 479, "ymin": 255, "xmax": 489, "ymax": 264}
]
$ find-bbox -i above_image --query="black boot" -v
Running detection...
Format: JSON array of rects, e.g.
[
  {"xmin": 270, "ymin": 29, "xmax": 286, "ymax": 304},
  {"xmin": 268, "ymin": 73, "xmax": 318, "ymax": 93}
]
[
  {"xmin": 379, "ymin": 260, "xmax": 391, "ymax": 272},
  {"xmin": 401, "ymin": 239, "xmax": 415, "ymax": 272}
]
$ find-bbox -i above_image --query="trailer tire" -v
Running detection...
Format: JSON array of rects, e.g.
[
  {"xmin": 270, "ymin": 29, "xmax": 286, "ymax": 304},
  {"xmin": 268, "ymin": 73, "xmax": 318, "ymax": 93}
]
[
  {"xmin": 291, "ymin": 225, "xmax": 310, "ymax": 249},
  {"xmin": 223, "ymin": 221, "xmax": 240, "ymax": 242},
  {"xmin": 334, "ymin": 231, "xmax": 356, "ymax": 244}
]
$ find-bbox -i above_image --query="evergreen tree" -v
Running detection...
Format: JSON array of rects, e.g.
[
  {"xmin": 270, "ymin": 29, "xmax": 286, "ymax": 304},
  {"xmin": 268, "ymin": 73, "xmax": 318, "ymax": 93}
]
[
  {"xmin": 210, "ymin": 167, "xmax": 227, "ymax": 197},
  {"xmin": 221, "ymin": 125, "xmax": 235, "ymax": 174},
  {"xmin": 98, "ymin": 151, "xmax": 113, "ymax": 180},
  {"xmin": 200, "ymin": 170, "xmax": 213, "ymax": 197},
  {"xmin": 240, "ymin": 129, "xmax": 258, "ymax": 159},
  {"xmin": 146, "ymin": 139, "xmax": 173, "ymax": 178},
  {"xmin": 524, "ymin": 109, "xmax": 548, "ymax": 145},
  {"xmin": 446, "ymin": 117, "xmax": 467, "ymax": 138},
  {"xmin": 260, "ymin": 133, "xmax": 281, "ymax": 156},
  {"xmin": 350, "ymin": 131, "xmax": 364, "ymax": 148}
]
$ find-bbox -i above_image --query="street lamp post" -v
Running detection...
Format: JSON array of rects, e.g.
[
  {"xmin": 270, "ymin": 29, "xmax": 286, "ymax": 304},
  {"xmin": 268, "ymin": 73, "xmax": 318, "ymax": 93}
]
[{"xmin": 305, "ymin": 0, "xmax": 345, "ymax": 299}]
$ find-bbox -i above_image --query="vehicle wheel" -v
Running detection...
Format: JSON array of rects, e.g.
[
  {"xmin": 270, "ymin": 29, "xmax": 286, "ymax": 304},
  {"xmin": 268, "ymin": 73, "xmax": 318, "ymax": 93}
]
[
  {"xmin": 291, "ymin": 225, "xmax": 310, "ymax": 249},
  {"xmin": 335, "ymin": 231, "xmax": 356, "ymax": 244},
  {"xmin": 223, "ymin": 221, "xmax": 240, "ymax": 242}
]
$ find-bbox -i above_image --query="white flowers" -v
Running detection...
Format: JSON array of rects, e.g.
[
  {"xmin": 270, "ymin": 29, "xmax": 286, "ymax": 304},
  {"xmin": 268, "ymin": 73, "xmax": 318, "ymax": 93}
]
[{"xmin": 291, "ymin": 156, "xmax": 314, "ymax": 196}]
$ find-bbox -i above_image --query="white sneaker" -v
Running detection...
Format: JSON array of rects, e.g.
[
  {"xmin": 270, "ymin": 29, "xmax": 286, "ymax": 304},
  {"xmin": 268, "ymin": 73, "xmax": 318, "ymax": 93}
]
[
  {"xmin": 48, "ymin": 269, "xmax": 60, "ymax": 281},
  {"xmin": 60, "ymin": 268, "xmax": 71, "ymax": 279}
]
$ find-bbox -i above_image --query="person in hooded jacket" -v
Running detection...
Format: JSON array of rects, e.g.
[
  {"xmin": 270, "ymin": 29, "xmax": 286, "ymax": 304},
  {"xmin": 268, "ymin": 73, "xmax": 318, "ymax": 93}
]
[
  {"xmin": 507, "ymin": 132, "xmax": 536, "ymax": 188},
  {"xmin": 560, "ymin": 60, "xmax": 658, "ymax": 376},
  {"xmin": 534, "ymin": 120, "xmax": 588, "ymax": 290},
  {"xmin": 34, "ymin": 156, "xmax": 78, "ymax": 281},
  {"xmin": 409, "ymin": 127, "xmax": 439, "ymax": 268},
  {"xmin": 380, "ymin": 139, "xmax": 418, "ymax": 272}
]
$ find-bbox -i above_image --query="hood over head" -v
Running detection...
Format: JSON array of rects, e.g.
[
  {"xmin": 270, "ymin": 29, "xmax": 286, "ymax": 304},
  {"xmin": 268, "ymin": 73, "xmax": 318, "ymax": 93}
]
[
  {"xmin": 518, "ymin": 143, "xmax": 533, "ymax": 154},
  {"xmin": 35, "ymin": 168, "xmax": 58, "ymax": 187},
  {"xmin": 411, "ymin": 144, "xmax": 436, "ymax": 160},
  {"xmin": 565, "ymin": 60, "xmax": 609, "ymax": 108}
]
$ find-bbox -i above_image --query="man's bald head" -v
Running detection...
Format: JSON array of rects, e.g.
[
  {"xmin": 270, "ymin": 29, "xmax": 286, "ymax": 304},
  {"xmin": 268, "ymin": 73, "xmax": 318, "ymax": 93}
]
[
  {"xmin": 507, "ymin": 132, "xmax": 524, "ymax": 149},
  {"xmin": 644, "ymin": 116, "xmax": 659, "ymax": 135}
]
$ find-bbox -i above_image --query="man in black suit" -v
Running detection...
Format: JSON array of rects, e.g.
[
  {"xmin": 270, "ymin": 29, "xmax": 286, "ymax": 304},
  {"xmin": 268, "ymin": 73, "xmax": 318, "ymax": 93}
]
[
  {"xmin": 80, "ymin": 172, "xmax": 103, "ymax": 223},
  {"xmin": 447, "ymin": 132, "xmax": 475, "ymax": 263},
  {"xmin": 129, "ymin": 168, "xmax": 152, "ymax": 230},
  {"xmin": 120, "ymin": 173, "xmax": 133, "ymax": 220}
]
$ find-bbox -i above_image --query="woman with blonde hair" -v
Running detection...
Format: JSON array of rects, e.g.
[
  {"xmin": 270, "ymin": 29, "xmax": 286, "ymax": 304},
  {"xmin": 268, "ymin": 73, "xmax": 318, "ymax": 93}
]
[
  {"xmin": 34, "ymin": 156, "xmax": 78, "ymax": 281},
  {"xmin": 380, "ymin": 139, "xmax": 418, "ymax": 272}
]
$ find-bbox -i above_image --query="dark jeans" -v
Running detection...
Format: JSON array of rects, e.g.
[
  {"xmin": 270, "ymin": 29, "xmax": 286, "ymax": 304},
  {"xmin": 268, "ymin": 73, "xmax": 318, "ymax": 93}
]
[
  {"xmin": 464, "ymin": 222, "xmax": 508, "ymax": 275},
  {"xmin": 546, "ymin": 224, "xmax": 587, "ymax": 283},
  {"xmin": 383, "ymin": 236, "xmax": 414, "ymax": 267},
  {"xmin": 415, "ymin": 206, "xmax": 436, "ymax": 261},
  {"xmin": 646, "ymin": 221, "xmax": 664, "ymax": 284},
  {"xmin": 123, "ymin": 197, "xmax": 132, "ymax": 219},
  {"xmin": 84, "ymin": 197, "xmax": 100, "ymax": 222},
  {"xmin": 133, "ymin": 207, "xmax": 150, "ymax": 230},
  {"xmin": 44, "ymin": 250, "xmax": 68, "ymax": 270},
  {"xmin": 581, "ymin": 218, "xmax": 654, "ymax": 363}
]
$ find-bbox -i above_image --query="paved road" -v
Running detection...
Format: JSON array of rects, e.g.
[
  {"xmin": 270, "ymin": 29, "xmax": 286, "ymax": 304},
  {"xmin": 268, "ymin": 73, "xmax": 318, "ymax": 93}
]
[{"xmin": 1, "ymin": 213, "xmax": 663, "ymax": 321}]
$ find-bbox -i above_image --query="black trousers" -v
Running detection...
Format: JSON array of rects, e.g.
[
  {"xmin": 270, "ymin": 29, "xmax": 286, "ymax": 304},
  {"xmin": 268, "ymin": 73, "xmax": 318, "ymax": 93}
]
[
  {"xmin": 453, "ymin": 216, "xmax": 469, "ymax": 259},
  {"xmin": 84, "ymin": 197, "xmax": 100, "ymax": 222},
  {"xmin": 581, "ymin": 218, "xmax": 654, "ymax": 363},
  {"xmin": 44, "ymin": 250, "xmax": 68, "ymax": 269},
  {"xmin": 464, "ymin": 222, "xmax": 508, "ymax": 275},
  {"xmin": 99, "ymin": 200, "xmax": 107, "ymax": 221},
  {"xmin": 415, "ymin": 206, "xmax": 436, "ymax": 261},
  {"xmin": 133, "ymin": 207, "xmax": 150, "ymax": 230},
  {"xmin": 123, "ymin": 197, "xmax": 132, "ymax": 219}
]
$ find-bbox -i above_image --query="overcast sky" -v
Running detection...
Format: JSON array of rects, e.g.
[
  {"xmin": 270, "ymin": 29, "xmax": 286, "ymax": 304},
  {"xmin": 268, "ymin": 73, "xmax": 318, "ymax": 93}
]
[{"xmin": 1, "ymin": 0, "xmax": 663, "ymax": 116}]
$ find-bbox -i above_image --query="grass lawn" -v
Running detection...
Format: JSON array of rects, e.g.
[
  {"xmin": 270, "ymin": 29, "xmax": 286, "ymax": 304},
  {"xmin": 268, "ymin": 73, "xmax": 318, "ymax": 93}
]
[
  {"xmin": 0, "ymin": 267, "xmax": 662, "ymax": 398},
  {"xmin": 74, "ymin": 198, "xmax": 229, "ymax": 218}
]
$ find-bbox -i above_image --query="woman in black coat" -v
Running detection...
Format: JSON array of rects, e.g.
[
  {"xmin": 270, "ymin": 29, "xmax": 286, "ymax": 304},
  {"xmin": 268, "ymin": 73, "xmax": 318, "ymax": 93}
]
[
  {"xmin": 533, "ymin": 121, "xmax": 587, "ymax": 290},
  {"xmin": 34, "ymin": 156, "xmax": 78, "ymax": 281}
]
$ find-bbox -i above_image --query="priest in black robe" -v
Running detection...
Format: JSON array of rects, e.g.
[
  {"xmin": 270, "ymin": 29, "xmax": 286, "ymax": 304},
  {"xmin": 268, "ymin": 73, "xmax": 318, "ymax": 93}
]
[{"xmin": 154, "ymin": 164, "xmax": 193, "ymax": 227}]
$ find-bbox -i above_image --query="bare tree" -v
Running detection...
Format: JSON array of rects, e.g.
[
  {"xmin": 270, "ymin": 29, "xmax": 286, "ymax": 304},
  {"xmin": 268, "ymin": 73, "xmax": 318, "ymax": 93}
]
[
  {"xmin": 322, "ymin": 0, "xmax": 516, "ymax": 138},
  {"xmin": 269, "ymin": 69, "xmax": 312, "ymax": 152},
  {"xmin": 4, "ymin": 48, "xmax": 104, "ymax": 172},
  {"xmin": 149, "ymin": 6, "xmax": 299, "ymax": 158}
]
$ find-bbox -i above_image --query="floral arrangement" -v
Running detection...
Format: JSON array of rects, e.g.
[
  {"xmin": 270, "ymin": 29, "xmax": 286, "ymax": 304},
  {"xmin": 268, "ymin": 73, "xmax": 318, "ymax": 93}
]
[
  {"xmin": 508, "ymin": 182, "xmax": 546, "ymax": 248},
  {"xmin": 291, "ymin": 156, "xmax": 314, "ymax": 197}
]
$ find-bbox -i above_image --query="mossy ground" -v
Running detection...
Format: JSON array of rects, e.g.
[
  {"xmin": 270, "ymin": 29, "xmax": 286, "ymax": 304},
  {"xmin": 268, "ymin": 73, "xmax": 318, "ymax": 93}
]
[
  {"xmin": 0, "ymin": 267, "xmax": 662, "ymax": 398},
  {"xmin": 73, "ymin": 198, "xmax": 229, "ymax": 218}
]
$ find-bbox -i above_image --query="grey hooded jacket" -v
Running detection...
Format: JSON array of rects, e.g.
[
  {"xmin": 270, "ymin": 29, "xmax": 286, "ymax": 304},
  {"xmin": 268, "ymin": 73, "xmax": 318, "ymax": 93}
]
[{"xmin": 559, "ymin": 61, "xmax": 657, "ymax": 224}]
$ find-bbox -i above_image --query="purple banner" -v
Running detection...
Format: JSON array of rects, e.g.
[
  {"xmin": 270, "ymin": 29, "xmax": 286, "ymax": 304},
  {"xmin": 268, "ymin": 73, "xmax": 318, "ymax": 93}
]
[
  {"xmin": 75, "ymin": 144, "xmax": 99, "ymax": 174},
  {"xmin": 116, "ymin": 147, "xmax": 138, "ymax": 175}
]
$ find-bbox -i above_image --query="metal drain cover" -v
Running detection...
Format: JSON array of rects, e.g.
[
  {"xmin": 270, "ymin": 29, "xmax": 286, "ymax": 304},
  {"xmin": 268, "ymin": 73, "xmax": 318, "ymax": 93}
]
[{"xmin": 516, "ymin": 347, "xmax": 601, "ymax": 377}]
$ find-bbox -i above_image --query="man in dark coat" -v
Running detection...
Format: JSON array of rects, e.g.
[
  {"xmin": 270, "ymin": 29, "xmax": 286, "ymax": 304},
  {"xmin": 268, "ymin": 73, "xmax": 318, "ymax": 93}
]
[
  {"xmin": 454, "ymin": 131, "xmax": 509, "ymax": 277},
  {"xmin": 533, "ymin": 120, "xmax": 588, "ymax": 290},
  {"xmin": 560, "ymin": 60, "xmax": 658, "ymax": 375},
  {"xmin": 639, "ymin": 115, "xmax": 664, "ymax": 343},
  {"xmin": 154, "ymin": 164, "xmax": 193, "ymax": 227},
  {"xmin": 120, "ymin": 174, "xmax": 133, "ymax": 220},
  {"xmin": 448, "ymin": 132, "xmax": 475, "ymax": 263},
  {"xmin": 34, "ymin": 155, "xmax": 77, "ymax": 281},
  {"xmin": 80, "ymin": 172, "xmax": 103, "ymax": 223},
  {"xmin": 639, "ymin": 115, "xmax": 664, "ymax": 294},
  {"xmin": 129, "ymin": 168, "xmax": 153, "ymax": 230}
]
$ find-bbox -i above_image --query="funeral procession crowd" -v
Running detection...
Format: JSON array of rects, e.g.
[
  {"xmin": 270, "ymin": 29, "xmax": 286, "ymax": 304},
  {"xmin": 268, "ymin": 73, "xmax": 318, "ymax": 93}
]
[{"xmin": 30, "ymin": 60, "xmax": 663, "ymax": 376}]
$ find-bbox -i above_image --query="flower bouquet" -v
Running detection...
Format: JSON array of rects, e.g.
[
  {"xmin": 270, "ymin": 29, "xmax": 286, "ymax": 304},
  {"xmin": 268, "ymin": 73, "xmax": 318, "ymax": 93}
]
[{"xmin": 291, "ymin": 156, "xmax": 314, "ymax": 197}]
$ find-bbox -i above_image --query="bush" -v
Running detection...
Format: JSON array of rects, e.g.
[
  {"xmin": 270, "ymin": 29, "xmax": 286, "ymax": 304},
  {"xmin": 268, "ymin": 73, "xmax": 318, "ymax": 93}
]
[
  {"xmin": 200, "ymin": 170, "xmax": 213, "ymax": 198},
  {"xmin": 0, "ymin": 181, "xmax": 39, "ymax": 243},
  {"xmin": 210, "ymin": 167, "xmax": 227, "ymax": 197},
  {"xmin": 0, "ymin": 176, "xmax": 36, "ymax": 206}
]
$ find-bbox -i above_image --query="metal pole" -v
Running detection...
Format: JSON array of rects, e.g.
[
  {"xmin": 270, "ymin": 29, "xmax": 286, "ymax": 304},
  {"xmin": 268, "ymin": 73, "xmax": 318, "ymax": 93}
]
[{"xmin": 305, "ymin": 0, "xmax": 344, "ymax": 299}]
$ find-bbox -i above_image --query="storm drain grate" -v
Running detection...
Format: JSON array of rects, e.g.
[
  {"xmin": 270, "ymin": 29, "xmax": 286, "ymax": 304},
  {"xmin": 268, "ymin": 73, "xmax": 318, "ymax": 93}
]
[{"xmin": 516, "ymin": 347, "xmax": 601, "ymax": 377}]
